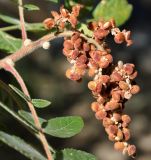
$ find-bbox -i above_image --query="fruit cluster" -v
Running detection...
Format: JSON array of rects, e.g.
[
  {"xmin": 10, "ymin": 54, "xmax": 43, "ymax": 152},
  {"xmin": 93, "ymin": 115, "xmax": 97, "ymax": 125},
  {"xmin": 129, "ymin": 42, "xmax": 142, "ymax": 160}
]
[
  {"xmin": 43, "ymin": 5, "xmax": 82, "ymax": 30},
  {"xmin": 43, "ymin": 5, "xmax": 140, "ymax": 157}
]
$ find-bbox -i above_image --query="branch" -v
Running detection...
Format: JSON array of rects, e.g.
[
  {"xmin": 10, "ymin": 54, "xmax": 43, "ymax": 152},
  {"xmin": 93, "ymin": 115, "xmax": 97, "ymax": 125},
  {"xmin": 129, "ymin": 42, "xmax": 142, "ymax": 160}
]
[
  {"xmin": 3, "ymin": 60, "xmax": 53, "ymax": 160},
  {"xmin": 0, "ymin": 30, "xmax": 104, "ymax": 69},
  {"xmin": 18, "ymin": 0, "xmax": 27, "ymax": 41}
]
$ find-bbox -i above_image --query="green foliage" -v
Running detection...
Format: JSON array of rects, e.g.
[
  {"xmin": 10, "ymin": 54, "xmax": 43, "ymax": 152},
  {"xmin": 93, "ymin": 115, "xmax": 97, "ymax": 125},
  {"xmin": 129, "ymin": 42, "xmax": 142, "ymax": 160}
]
[
  {"xmin": 18, "ymin": 110, "xmax": 46, "ymax": 126},
  {"xmin": 0, "ymin": 131, "xmax": 47, "ymax": 160},
  {"xmin": 44, "ymin": 116, "xmax": 84, "ymax": 138},
  {"xmin": 9, "ymin": 85, "xmax": 51, "ymax": 108},
  {"xmin": 0, "ymin": 13, "xmax": 20, "ymax": 25},
  {"xmin": 55, "ymin": 148, "xmax": 96, "ymax": 160},
  {"xmin": 78, "ymin": 23, "xmax": 93, "ymax": 37},
  {"xmin": 32, "ymin": 99, "xmax": 51, "ymax": 108},
  {"xmin": 0, "ymin": 13, "xmax": 45, "ymax": 32},
  {"xmin": 9, "ymin": 84, "xmax": 31, "ymax": 102},
  {"xmin": 24, "ymin": 4, "xmax": 40, "ymax": 11},
  {"xmin": 93, "ymin": 0, "xmax": 133, "ymax": 26},
  {"xmin": 0, "ymin": 31, "xmax": 22, "ymax": 53},
  {"xmin": 46, "ymin": 0, "xmax": 59, "ymax": 3},
  {"xmin": 0, "ymin": 102, "xmax": 37, "ymax": 133}
]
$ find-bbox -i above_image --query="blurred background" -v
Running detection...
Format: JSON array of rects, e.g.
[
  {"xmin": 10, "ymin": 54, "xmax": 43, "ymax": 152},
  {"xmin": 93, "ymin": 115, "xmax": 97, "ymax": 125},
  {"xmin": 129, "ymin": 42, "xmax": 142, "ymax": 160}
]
[{"xmin": 0, "ymin": 0, "xmax": 151, "ymax": 160}]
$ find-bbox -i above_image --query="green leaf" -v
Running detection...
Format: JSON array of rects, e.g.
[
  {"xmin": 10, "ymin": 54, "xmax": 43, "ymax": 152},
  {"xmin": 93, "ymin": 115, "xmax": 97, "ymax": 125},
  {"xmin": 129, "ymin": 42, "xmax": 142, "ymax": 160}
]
[
  {"xmin": 18, "ymin": 110, "xmax": 46, "ymax": 126},
  {"xmin": 26, "ymin": 23, "xmax": 45, "ymax": 32},
  {"xmin": 32, "ymin": 99, "xmax": 51, "ymax": 108},
  {"xmin": 9, "ymin": 84, "xmax": 31, "ymax": 102},
  {"xmin": 24, "ymin": 4, "xmax": 40, "ymax": 11},
  {"xmin": 78, "ymin": 23, "xmax": 93, "ymax": 37},
  {"xmin": 0, "ymin": 101, "xmax": 37, "ymax": 133},
  {"xmin": 55, "ymin": 148, "xmax": 96, "ymax": 160},
  {"xmin": 93, "ymin": 0, "xmax": 133, "ymax": 26},
  {"xmin": 0, "ymin": 14, "xmax": 45, "ymax": 32},
  {"xmin": 47, "ymin": 0, "xmax": 59, "ymax": 3},
  {"xmin": 0, "ymin": 131, "xmax": 47, "ymax": 160},
  {"xmin": 0, "ymin": 31, "xmax": 22, "ymax": 53},
  {"xmin": 44, "ymin": 116, "xmax": 84, "ymax": 138},
  {"xmin": 0, "ymin": 13, "xmax": 20, "ymax": 25}
]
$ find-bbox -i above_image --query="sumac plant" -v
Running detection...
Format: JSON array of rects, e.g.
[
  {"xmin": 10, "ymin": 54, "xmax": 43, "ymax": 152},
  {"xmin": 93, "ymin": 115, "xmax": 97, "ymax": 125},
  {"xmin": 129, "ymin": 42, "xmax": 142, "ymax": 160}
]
[{"xmin": 0, "ymin": 0, "xmax": 139, "ymax": 160}]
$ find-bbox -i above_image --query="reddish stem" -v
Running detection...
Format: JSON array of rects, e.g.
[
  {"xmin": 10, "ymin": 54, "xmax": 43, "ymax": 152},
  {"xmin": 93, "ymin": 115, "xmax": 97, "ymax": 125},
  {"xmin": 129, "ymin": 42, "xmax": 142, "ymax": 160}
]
[
  {"xmin": 18, "ymin": 0, "xmax": 27, "ymax": 41},
  {"xmin": 4, "ymin": 60, "xmax": 53, "ymax": 160}
]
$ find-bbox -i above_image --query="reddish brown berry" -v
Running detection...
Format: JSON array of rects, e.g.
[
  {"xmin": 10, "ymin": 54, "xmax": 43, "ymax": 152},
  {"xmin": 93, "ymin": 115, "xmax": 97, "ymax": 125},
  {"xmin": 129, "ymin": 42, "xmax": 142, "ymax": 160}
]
[
  {"xmin": 103, "ymin": 117, "xmax": 114, "ymax": 127},
  {"xmin": 129, "ymin": 71, "xmax": 138, "ymax": 79},
  {"xmin": 43, "ymin": 18, "xmax": 55, "ymax": 29},
  {"xmin": 111, "ymin": 72, "xmax": 123, "ymax": 82},
  {"xmin": 72, "ymin": 4, "xmax": 82, "ymax": 17},
  {"xmin": 114, "ymin": 32, "xmax": 125, "ymax": 44},
  {"xmin": 114, "ymin": 142, "xmax": 125, "ymax": 151},
  {"xmin": 113, "ymin": 113, "xmax": 121, "ymax": 122},
  {"xmin": 124, "ymin": 64, "xmax": 134, "ymax": 75},
  {"xmin": 74, "ymin": 38, "xmax": 82, "ymax": 49},
  {"xmin": 64, "ymin": 40, "xmax": 74, "ymax": 50},
  {"xmin": 105, "ymin": 101, "xmax": 120, "ymax": 111},
  {"xmin": 119, "ymin": 81, "xmax": 129, "ymax": 90},
  {"xmin": 83, "ymin": 42, "xmax": 90, "ymax": 52},
  {"xmin": 66, "ymin": 69, "xmax": 81, "ymax": 81},
  {"xmin": 127, "ymin": 145, "xmax": 136, "ymax": 156},
  {"xmin": 51, "ymin": 11, "xmax": 61, "ymax": 20},
  {"xmin": 106, "ymin": 125, "xmax": 118, "ymax": 135},
  {"xmin": 94, "ymin": 29, "xmax": 109, "ymax": 39},
  {"xmin": 69, "ymin": 14, "xmax": 77, "ymax": 28},
  {"xmin": 91, "ymin": 102, "xmax": 100, "ymax": 112},
  {"xmin": 97, "ymin": 96, "xmax": 105, "ymax": 104},
  {"xmin": 108, "ymin": 134, "xmax": 116, "ymax": 141},
  {"xmin": 130, "ymin": 85, "xmax": 140, "ymax": 94},
  {"xmin": 71, "ymin": 32, "xmax": 80, "ymax": 42},
  {"xmin": 88, "ymin": 81, "xmax": 96, "ymax": 91},
  {"xmin": 112, "ymin": 92, "xmax": 121, "ymax": 102},
  {"xmin": 116, "ymin": 129, "xmax": 123, "ymax": 141},
  {"xmin": 121, "ymin": 115, "xmax": 131, "ymax": 124},
  {"xmin": 95, "ymin": 109, "xmax": 107, "ymax": 120},
  {"xmin": 123, "ymin": 128, "xmax": 131, "ymax": 141}
]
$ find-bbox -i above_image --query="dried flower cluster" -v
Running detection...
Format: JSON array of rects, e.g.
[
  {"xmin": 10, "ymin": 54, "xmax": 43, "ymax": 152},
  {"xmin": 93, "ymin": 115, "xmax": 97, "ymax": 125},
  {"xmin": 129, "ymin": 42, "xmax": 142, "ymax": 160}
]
[{"xmin": 43, "ymin": 5, "xmax": 140, "ymax": 157}]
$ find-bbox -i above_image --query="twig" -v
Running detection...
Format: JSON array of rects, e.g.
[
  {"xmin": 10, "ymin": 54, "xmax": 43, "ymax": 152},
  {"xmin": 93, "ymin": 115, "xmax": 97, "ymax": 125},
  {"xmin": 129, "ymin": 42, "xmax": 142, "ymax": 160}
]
[
  {"xmin": 3, "ymin": 60, "xmax": 53, "ymax": 160},
  {"xmin": 18, "ymin": 0, "xmax": 27, "ymax": 41}
]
